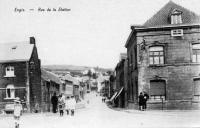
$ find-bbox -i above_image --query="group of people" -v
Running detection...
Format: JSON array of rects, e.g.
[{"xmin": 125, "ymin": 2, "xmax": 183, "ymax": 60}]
[
  {"xmin": 51, "ymin": 93, "xmax": 77, "ymax": 116},
  {"xmin": 138, "ymin": 91, "xmax": 149, "ymax": 111},
  {"xmin": 102, "ymin": 96, "xmax": 106, "ymax": 103}
]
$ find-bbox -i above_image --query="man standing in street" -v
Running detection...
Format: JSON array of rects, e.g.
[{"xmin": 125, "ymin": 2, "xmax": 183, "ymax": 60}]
[
  {"xmin": 51, "ymin": 92, "xmax": 58, "ymax": 113},
  {"xmin": 138, "ymin": 92, "xmax": 144, "ymax": 111}
]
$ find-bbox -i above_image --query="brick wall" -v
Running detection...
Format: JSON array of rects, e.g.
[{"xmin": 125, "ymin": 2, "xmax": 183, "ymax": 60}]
[
  {"xmin": 29, "ymin": 46, "xmax": 41, "ymax": 110},
  {"xmin": 0, "ymin": 62, "xmax": 27, "ymax": 103}
]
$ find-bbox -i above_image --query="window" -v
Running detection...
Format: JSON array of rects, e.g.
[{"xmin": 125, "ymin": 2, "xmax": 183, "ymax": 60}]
[
  {"xmin": 171, "ymin": 9, "xmax": 182, "ymax": 24},
  {"xmin": 193, "ymin": 79, "xmax": 200, "ymax": 100},
  {"xmin": 150, "ymin": 80, "xmax": 166, "ymax": 101},
  {"xmin": 6, "ymin": 85, "xmax": 15, "ymax": 99},
  {"xmin": 5, "ymin": 66, "xmax": 15, "ymax": 77},
  {"xmin": 171, "ymin": 29, "xmax": 183, "ymax": 36},
  {"xmin": 149, "ymin": 46, "xmax": 164, "ymax": 65},
  {"xmin": 192, "ymin": 44, "xmax": 200, "ymax": 63}
]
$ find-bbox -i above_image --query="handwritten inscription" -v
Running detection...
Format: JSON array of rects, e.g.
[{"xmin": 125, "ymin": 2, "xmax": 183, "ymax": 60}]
[{"xmin": 14, "ymin": 8, "xmax": 25, "ymax": 13}]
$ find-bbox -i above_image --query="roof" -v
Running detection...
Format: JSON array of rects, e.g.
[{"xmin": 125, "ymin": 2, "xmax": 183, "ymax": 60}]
[
  {"xmin": 97, "ymin": 75, "xmax": 109, "ymax": 83},
  {"xmin": 63, "ymin": 74, "xmax": 74, "ymax": 83},
  {"xmin": 0, "ymin": 42, "xmax": 34, "ymax": 63},
  {"xmin": 72, "ymin": 77, "xmax": 80, "ymax": 85},
  {"xmin": 41, "ymin": 69, "xmax": 62, "ymax": 85},
  {"xmin": 143, "ymin": 1, "xmax": 200, "ymax": 27},
  {"xmin": 81, "ymin": 76, "xmax": 90, "ymax": 82}
]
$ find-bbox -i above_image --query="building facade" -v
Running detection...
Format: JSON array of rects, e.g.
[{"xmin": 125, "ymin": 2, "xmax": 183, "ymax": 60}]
[
  {"xmin": 125, "ymin": 1, "xmax": 200, "ymax": 109},
  {"xmin": 113, "ymin": 53, "xmax": 128, "ymax": 108},
  {"xmin": 0, "ymin": 37, "xmax": 41, "ymax": 111},
  {"xmin": 41, "ymin": 69, "xmax": 62, "ymax": 112}
]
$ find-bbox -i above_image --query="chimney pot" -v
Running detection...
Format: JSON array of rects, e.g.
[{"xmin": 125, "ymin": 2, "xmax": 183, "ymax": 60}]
[{"xmin": 30, "ymin": 37, "xmax": 35, "ymax": 44}]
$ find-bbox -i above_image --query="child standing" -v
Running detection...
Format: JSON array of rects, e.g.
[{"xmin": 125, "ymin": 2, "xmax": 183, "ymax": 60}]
[
  {"xmin": 14, "ymin": 97, "xmax": 22, "ymax": 128},
  {"xmin": 58, "ymin": 94, "xmax": 65, "ymax": 116},
  {"xmin": 69, "ymin": 96, "xmax": 76, "ymax": 116},
  {"xmin": 65, "ymin": 96, "xmax": 70, "ymax": 115}
]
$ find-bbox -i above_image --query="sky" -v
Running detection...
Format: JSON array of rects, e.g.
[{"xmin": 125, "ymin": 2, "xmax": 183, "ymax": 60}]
[{"xmin": 0, "ymin": 0, "xmax": 200, "ymax": 69}]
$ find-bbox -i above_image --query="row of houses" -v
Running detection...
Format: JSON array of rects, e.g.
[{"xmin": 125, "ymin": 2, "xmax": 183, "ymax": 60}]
[
  {"xmin": 0, "ymin": 37, "xmax": 86, "ymax": 113},
  {"xmin": 109, "ymin": 1, "xmax": 200, "ymax": 110}
]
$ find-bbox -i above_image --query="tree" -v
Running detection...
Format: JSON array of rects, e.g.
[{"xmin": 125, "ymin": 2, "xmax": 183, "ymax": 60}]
[{"xmin": 87, "ymin": 70, "xmax": 92, "ymax": 78}]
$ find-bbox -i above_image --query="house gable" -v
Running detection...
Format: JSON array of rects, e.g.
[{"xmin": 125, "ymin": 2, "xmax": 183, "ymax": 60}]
[{"xmin": 143, "ymin": 1, "xmax": 200, "ymax": 27}]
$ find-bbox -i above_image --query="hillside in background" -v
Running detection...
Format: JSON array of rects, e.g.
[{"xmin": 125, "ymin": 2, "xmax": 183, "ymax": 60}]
[{"xmin": 42, "ymin": 65, "xmax": 113, "ymax": 76}]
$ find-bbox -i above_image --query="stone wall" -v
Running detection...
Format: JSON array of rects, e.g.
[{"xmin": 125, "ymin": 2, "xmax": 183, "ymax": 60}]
[{"xmin": 136, "ymin": 27, "xmax": 200, "ymax": 109}]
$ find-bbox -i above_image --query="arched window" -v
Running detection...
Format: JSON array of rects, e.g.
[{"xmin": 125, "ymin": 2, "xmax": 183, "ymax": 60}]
[
  {"xmin": 149, "ymin": 46, "xmax": 164, "ymax": 65},
  {"xmin": 6, "ymin": 84, "xmax": 15, "ymax": 99}
]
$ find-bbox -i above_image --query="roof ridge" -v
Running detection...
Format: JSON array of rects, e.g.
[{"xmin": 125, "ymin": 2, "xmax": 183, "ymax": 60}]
[
  {"xmin": 143, "ymin": 1, "xmax": 172, "ymax": 25},
  {"xmin": 0, "ymin": 41, "xmax": 29, "ymax": 45}
]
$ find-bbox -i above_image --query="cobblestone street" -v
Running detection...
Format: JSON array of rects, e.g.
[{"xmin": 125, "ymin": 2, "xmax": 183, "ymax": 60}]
[{"xmin": 0, "ymin": 92, "xmax": 200, "ymax": 128}]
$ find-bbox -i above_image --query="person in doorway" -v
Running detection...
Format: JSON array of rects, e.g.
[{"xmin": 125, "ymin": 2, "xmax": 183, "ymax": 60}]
[
  {"xmin": 65, "ymin": 96, "xmax": 70, "ymax": 115},
  {"xmin": 143, "ymin": 91, "xmax": 149, "ymax": 110},
  {"xmin": 138, "ymin": 92, "xmax": 144, "ymax": 111},
  {"xmin": 14, "ymin": 97, "xmax": 22, "ymax": 128},
  {"xmin": 51, "ymin": 92, "xmax": 58, "ymax": 113}
]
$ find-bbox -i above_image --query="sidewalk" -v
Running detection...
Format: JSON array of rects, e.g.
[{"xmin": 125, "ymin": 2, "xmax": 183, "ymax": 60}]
[
  {"xmin": 0, "ymin": 100, "xmax": 86, "ymax": 118},
  {"xmin": 107, "ymin": 103, "xmax": 200, "ymax": 117}
]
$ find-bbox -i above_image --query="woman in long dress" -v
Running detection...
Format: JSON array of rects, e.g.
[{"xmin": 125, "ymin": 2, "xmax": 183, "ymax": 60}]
[
  {"xmin": 65, "ymin": 96, "xmax": 70, "ymax": 115},
  {"xmin": 69, "ymin": 96, "xmax": 76, "ymax": 116}
]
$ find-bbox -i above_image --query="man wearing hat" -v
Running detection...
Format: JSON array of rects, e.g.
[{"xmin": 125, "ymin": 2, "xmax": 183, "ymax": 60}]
[{"xmin": 14, "ymin": 97, "xmax": 22, "ymax": 128}]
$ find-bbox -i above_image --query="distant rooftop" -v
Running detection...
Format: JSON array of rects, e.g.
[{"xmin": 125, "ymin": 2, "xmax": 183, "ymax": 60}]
[{"xmin": 41, "ymin": 69, "xmax": 62, "ymax": 85}]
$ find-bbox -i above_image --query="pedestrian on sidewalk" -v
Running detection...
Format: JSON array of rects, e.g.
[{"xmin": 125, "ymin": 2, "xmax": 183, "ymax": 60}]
[
  {"xmin": 14, "ymin": 97, "xmax": 22, "ymax": 128},
  {"xmin": 143, "ymin": 91, "xmax": 149, "ymax": 110},
  {"xmin": 138, "ymin": 92, "xmax": 144, "ymax": 111},
  {"xmin": 58, "ymin": 94, "xmax": 65, "ymax": 116},
  {"xmin": 51, "ymin": 92, "xmax": 58, "ymax": 113},
  {"xmin": 69, "ymin": 96, "xmax": 76, "ymax": 116},
  {"xmin": 65, "ymin": 96, "xmax": 70, "ymax": 115}
]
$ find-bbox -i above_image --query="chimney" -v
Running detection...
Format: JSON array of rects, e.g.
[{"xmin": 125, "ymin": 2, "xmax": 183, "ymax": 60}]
[{"xmin": 30, "ymin": 37, "xmax": 35, "ymax": 44}]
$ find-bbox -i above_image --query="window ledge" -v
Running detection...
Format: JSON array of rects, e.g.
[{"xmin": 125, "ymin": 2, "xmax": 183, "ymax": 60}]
[
  {"xmin": 4, "ymin": 75, "xmax": 16, "ymax": 78},
  {"xmin": 191, "ymin": 63, "xmax": 200, "ymax": 65},
  {"xmin": 192, "ymin": 100, "xmax": 200, "ymax": 103},
  {"xmin": 128, "ymin": 100, "xmax": 135, "ymax": 103},
  {"xmin": 4, "ymin": 98, "xmax": 16, "ymax": 100},
  {"xmin": 148, "ymin": 100, "xmax": 167, "ymax": 104},
  {"xmin": 149, "ymin": 64, "xmax": 165, "ymax": 67}
]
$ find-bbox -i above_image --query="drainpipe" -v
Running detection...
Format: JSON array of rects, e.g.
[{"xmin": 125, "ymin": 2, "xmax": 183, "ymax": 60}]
[{"xmin": 26, "ymin": 62, "xmax": 30, "ymax": 112}]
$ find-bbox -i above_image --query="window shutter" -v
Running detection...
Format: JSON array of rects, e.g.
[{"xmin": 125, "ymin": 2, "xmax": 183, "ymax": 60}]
[
  {"xmin": 150, "ymin": 80, "xmax": 166, "ymax": 96},
  {"xmin": 194, "ymin": 79, "xmax": 200, "ymax": 95}
]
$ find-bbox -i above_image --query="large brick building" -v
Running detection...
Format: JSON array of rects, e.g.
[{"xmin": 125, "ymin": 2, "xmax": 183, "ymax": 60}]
[
  {"xmin": 0, "ymin": 37, "xmax": 41, "ymax": 111},
  {"xmin": 125, "ymin": 1, "xmax": 200, "ymax": 109}
]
